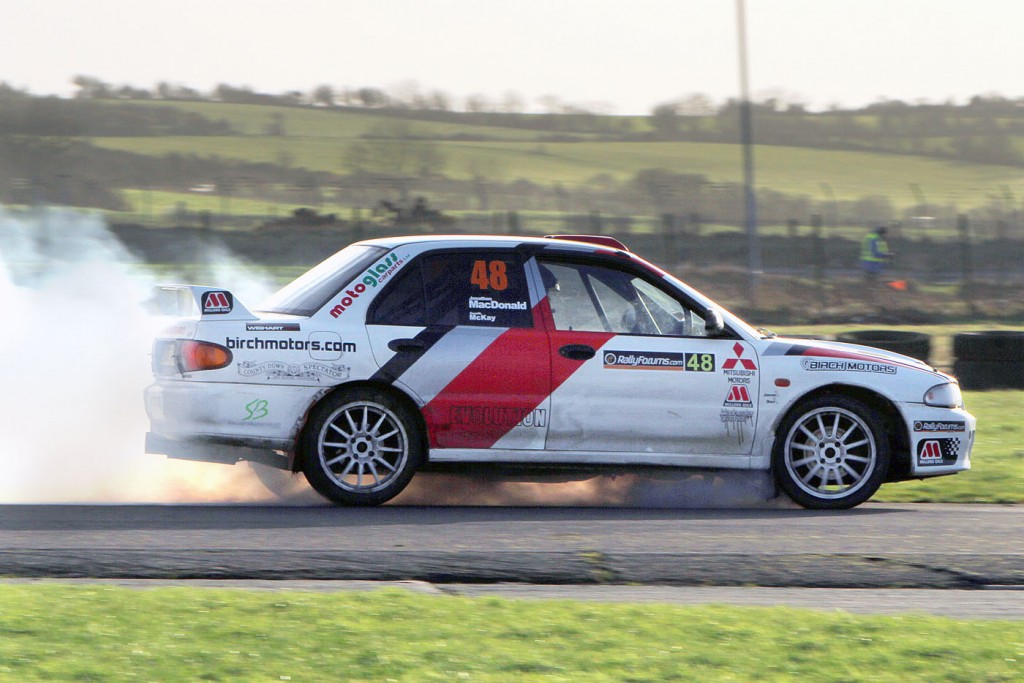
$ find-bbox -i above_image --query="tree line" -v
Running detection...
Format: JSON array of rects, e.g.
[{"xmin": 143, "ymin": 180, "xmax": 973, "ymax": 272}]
[{"xmin": 4, "ymin": 77, "xmax": 1024, "ymax": 168}]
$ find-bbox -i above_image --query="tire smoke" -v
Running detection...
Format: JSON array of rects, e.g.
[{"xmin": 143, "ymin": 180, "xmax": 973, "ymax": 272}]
[{"xmin": 0, "ymin": 208, "xmax": 280, "ymax": 504}]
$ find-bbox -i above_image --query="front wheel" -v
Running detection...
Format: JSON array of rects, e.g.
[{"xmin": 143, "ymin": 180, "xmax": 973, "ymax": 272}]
[
  {"xmin": 773, "ymin": 395, "xmax": 890, "ymax": 510},
  {"xmin": 300, "ymin": 388, "xmax": 423, "ymax": 506}
]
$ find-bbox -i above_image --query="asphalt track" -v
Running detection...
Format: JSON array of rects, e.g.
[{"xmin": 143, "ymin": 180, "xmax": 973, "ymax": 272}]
[{"xmin": 1, "ymin": 503, "xmax": 1021, "ymax": 591}]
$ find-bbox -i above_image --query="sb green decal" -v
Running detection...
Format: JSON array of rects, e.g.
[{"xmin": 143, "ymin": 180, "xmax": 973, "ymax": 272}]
[{"xmin": 244, "ymin": 399, "xmax": 269, "ymax": 421}]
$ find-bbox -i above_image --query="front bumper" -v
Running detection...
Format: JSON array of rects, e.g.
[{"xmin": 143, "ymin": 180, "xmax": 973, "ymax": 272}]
[{"xmin": 902, "ymin": 404, "xmax": 976, "ymax": 477}]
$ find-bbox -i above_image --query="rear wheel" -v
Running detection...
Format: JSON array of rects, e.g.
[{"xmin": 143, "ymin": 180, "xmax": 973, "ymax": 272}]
[
  {"xmin": 773, "ymin": 395, "xmax": 890, "ymax": 510},
  {"xmin": 300, "ymin": 388, "xmax": 423, "ymax": 506}
]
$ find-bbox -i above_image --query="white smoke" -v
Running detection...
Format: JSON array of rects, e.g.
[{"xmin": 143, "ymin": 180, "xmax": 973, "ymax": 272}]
[{"xmin": 0, "ymin": 208, "xmax": 284, "ymax": 503}]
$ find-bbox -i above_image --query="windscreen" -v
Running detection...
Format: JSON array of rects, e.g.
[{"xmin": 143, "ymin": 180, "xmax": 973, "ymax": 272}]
[{"xmin": 257, "ymin": 244, "xmax": 387, "ymax": 316}]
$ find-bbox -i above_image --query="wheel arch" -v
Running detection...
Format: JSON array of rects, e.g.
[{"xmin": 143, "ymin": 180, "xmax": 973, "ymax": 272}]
[
  {"xmin": 289, "ymin": 379, "xmax": 430, "ymax": 473},
  {"xmin": 774, "ymin": 383, "xmax": 910, "ymax": 482}
]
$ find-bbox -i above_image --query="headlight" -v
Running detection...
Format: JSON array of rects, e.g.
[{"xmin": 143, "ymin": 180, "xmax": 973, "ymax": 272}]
[{"xmin": 924, "ymin": 382, "xmax": 962, "ymax": 408}]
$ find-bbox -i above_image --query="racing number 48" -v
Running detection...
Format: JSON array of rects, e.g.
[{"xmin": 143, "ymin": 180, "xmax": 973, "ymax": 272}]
[
  {"xmin": 686, "ymin": 353, "xmax": 715, "ymax": 372},
  {"xmin": 471, "ymin": 260, "xmax": 508, "ymax": 291}
]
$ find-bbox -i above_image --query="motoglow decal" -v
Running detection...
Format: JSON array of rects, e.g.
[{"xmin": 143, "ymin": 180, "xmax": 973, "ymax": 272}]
[{"xmin": 330, "ymin": 251, "xmax": 410, "ymax": 317}]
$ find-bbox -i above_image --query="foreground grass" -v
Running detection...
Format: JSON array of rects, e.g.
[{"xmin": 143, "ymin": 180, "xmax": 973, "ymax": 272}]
[{"xmin": 0, "ymin": 585, "xmax": 1020, "ymax": 682}]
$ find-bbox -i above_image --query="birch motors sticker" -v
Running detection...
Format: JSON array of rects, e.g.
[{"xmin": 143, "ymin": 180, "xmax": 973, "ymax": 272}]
[
  {"xmin": 603, "ymin": 351, "xmax": 714, "ymax": 371},
  {"xmin": 917, "ymin": 438, "xmax": 961, "ymax": 466},
  {"xmin": 202, "ymin": 290, "xmax": 233, "ymax": 314},
  {"xmin": 801, "ymin": 358, "xmax": 896, "ymax": 374}
]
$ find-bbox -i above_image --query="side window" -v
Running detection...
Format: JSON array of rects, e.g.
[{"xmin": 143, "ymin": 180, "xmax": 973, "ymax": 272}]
[
  {"xmin": 370, "ymin": 251, "xmax": 532, "ymax": 328},
  {"xmin": 539, "ymin": 259, "xmax": 710, "ymax": 336},
  {"xmin": 367, "ymin": 261, "xmax": 427, "ymax": 326}
]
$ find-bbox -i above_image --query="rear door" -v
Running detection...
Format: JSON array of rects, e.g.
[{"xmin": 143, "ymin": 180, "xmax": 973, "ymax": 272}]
[{"xmin": 365, "ymin": 248, "xmax": 552, "ymax": 450}]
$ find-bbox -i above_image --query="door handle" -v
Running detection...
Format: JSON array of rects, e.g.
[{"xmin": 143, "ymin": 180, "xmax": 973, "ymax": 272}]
[
  {"xmin": 559, "ymin": 344, "xmax": 596, "ymax": 361},
  {"xmin": 388, "ymin": 338, "xmax": 427, "ymax": 353}
]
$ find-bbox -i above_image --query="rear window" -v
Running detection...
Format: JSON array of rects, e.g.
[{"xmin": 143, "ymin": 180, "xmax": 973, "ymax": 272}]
[{"xmin": 257, "ymin": 245, "xmax": 387, "ymax": 316}]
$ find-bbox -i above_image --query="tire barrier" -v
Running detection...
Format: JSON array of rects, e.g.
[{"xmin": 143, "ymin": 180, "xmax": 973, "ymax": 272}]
[
  {"xmin": 835, "ymin": 330, "xmax": 932, "ymax": 364},
  {"xmin": 952, "ymin": 331, "xmax": 1024, "ymax": 390}
]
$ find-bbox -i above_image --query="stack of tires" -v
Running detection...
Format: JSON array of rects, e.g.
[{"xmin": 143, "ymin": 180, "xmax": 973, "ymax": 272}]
[
  {"xmin": 952, "ymin": 331, "xmax": 1024, "ymax": 390},
  {"xmin": 835, "ymin": 330, "xmax": 932, "ymax": 364}
]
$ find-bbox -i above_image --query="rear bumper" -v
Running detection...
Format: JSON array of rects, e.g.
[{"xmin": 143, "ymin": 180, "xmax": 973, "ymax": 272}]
[
  {"xmin": 145, "ymin": 379, "xmax": 324, "ymax": 470},
  {"xmin": 145, "ymin": 432, "xmax": 291, "ymax": 470}
]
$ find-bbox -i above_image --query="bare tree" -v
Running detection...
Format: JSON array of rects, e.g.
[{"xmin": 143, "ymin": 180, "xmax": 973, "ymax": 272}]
[{"xmin": 312, "ymin": 85, "xmax": 335, "ymax": 107}]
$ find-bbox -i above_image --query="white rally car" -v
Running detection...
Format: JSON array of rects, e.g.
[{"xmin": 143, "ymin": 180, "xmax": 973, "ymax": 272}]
[{"xmin": 145, "ymin": 234, "xmax": 975, "ymax": 509}]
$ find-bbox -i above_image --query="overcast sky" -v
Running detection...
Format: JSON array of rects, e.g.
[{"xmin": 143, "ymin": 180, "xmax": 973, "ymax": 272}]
[{"xmin": 3, "ymin": 0, "xmax": 1023, "ymax": 113}]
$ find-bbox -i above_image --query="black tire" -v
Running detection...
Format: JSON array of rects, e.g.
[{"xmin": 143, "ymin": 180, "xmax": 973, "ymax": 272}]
[
  {"xmin": 952, "ymin": 331, "xmax": 1024, "ymax": 362},
  {"xmin": 835, "ymin": 330, "xmax": 931, "ymax": 363},
  {"xmin": 300, "ymin": 388, "xmax": 424, "ymax": 506},
  {"xmin": 952, "ymin": 359, "xmax": 1024, "ymax": 390},
  {"xmin": 773, "ymin": 394, "xmax": 890, "ymax": 510}
]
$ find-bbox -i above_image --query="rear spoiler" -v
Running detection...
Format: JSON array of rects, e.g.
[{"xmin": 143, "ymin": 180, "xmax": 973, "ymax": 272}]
[
  {"xmin": 544, "ymin": 234, "xmax": 629, "ymax": 251},
  {"xmin": 151, "ymin": 285, "xmax": 258, "ymax": 321}
]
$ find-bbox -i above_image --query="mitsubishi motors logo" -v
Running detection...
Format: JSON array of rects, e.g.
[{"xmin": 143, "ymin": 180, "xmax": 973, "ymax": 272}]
[
  {"xmin": 723, "ymin": 343, "xmax": 757, "ymax": 370},
  {"xmin": 202, "ymin": 290, "xmax": 233, "ymax": 314}
]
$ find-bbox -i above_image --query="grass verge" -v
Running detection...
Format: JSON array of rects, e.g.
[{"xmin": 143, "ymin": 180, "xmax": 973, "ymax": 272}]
[{"xmin": 0, "ymin": 585, "xmax": 1020, "ymax": 682}]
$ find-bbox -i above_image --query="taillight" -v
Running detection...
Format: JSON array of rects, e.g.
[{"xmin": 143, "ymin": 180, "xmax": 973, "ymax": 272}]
[{"xmin": 178, "ymin": 340, "xmax": 233, "ymax": 373}]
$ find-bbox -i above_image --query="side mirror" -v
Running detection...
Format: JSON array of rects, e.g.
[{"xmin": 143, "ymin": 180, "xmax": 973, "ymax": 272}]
[{"xmin": 704, "ymin": 308, "xmax": 725, "ymax": 336}]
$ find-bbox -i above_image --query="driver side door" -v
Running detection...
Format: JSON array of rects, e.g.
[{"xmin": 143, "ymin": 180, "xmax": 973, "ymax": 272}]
[{"xmin": 537, "ymin": 257, "xmax": 759, "ymax": 457}]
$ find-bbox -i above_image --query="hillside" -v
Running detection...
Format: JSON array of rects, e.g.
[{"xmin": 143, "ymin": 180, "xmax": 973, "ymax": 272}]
[{"xmin": 2, "ymin": 91, "xmax": 1024, "ymax": 233}]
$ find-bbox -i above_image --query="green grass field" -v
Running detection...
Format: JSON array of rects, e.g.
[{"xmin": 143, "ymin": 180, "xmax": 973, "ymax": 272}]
[
  {"xmin": 86, "ymin": 100, "xmax": 1024, "ymax": 209},
  {"xmin": 93, "ymin": 134, "xmax": 1024, "ymax": 205},
  {"xmin": 0, "ymin": 585, "xmax": 1020, "ymax": 681}
]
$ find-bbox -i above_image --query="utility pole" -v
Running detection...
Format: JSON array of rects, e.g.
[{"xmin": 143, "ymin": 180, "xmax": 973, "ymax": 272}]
[{"xmin": 736, "ymin": 0, "xmax": 762, "ymax": 301}]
